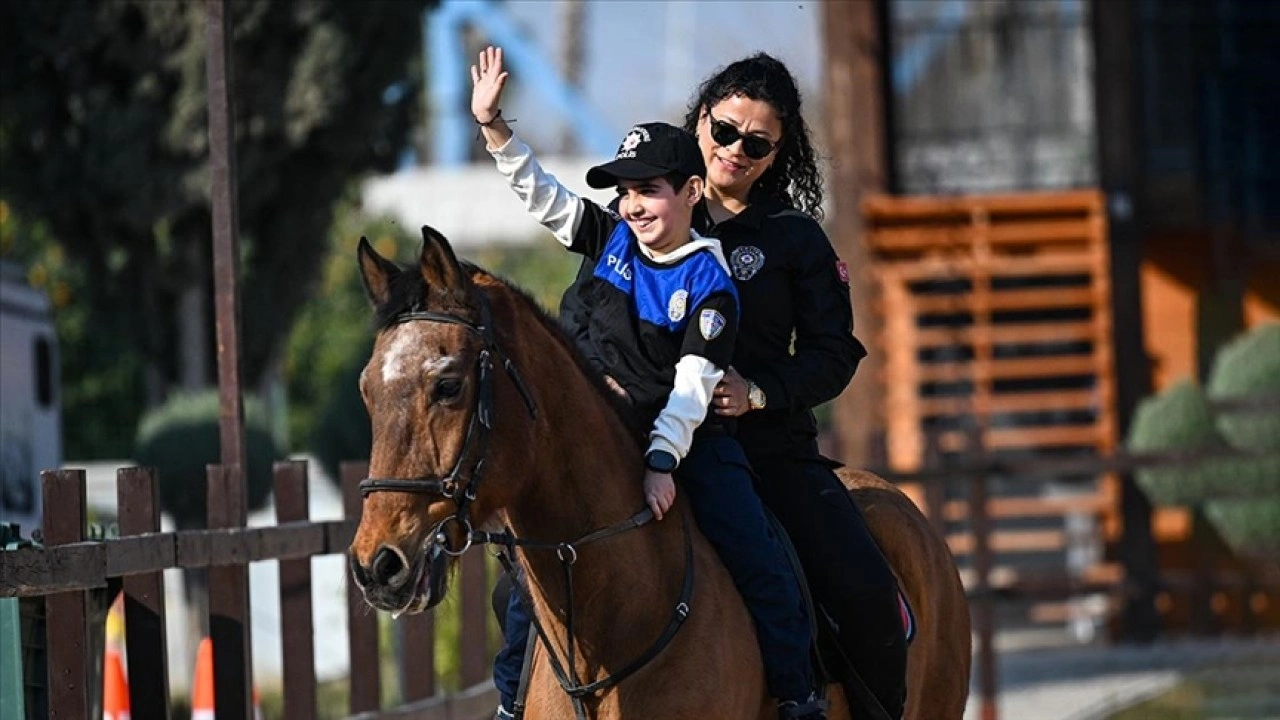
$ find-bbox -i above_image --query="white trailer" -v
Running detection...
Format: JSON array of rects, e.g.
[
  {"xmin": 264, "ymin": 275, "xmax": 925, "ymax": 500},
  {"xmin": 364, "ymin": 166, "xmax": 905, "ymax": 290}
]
[{"xmin": 0, "ymin": 261, "xmax": 60, "ymax": 537}]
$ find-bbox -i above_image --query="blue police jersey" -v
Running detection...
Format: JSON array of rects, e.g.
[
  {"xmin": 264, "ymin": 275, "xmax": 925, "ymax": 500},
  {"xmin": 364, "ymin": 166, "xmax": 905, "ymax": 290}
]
[{"xmin": 569, "ymin": 207, "xmax": 740, "ymax": 423}]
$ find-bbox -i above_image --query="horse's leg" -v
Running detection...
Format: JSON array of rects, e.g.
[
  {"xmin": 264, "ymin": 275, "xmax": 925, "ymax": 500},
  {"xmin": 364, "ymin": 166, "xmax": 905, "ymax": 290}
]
[{"xmin": 839, "ymin": 469, "xmax": 972, "ymax": 720}]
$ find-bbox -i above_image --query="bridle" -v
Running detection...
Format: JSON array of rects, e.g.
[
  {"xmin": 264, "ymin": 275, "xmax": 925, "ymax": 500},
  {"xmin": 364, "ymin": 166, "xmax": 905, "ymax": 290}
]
[
  {"xmin": 356, "ymin": 288, "xmax": 695, "ymax": 720},
  {"xmin": 358, "ymin": 292, "xmax": 537, "ymax": 553}
]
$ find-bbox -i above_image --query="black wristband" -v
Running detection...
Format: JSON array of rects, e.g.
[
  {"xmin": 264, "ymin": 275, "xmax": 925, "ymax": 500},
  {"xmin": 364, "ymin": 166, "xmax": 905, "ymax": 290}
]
[
  {"xmin": 644, "ymin": 450, "xmax": 678, "ymax": 474},
  {"xmin": 475, "ymin": 109, "xmax": 503, "ymax": 127}
]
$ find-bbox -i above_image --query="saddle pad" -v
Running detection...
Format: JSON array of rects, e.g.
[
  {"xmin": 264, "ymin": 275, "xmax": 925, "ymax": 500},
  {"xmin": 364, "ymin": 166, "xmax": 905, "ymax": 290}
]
[{"xmin": 898, "ymin": 590, "xmax": 916, "ymax": 646}]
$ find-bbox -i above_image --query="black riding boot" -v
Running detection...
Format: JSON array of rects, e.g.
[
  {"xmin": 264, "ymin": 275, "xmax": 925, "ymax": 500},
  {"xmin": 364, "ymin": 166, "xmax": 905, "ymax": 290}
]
[{"xmin": 834, "ymin": 588, "xmax": 908, "ymax": 719}]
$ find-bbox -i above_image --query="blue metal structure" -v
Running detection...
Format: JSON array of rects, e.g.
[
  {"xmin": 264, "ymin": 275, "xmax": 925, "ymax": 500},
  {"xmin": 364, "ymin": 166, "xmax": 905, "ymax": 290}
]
[{"xmin": 426, "ymin": 0, "xmax": 618, "ymax": 166}]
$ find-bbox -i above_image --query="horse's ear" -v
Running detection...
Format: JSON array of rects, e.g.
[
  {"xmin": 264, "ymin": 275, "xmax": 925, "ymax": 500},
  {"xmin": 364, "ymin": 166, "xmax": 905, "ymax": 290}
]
[
  {"xmin": 418, "ymin": 225, "xmax": 471, "ymax": 296},
  {"xmin": 357, "ymin": 236, "xmax": 400, "ymax": 308}
]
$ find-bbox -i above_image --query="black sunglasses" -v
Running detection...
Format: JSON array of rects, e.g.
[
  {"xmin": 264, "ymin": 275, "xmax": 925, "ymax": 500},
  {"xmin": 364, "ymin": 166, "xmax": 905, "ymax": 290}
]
[{"xmin": 707, "ymin": 114, "xmax": 779, "ymax": 160}]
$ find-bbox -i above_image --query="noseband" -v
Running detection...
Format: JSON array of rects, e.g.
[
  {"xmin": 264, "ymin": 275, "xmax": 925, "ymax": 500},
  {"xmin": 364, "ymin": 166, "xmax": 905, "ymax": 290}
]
[{"xmin": 358, "ymin": 292, "xmax": 538, "ymax": 554}]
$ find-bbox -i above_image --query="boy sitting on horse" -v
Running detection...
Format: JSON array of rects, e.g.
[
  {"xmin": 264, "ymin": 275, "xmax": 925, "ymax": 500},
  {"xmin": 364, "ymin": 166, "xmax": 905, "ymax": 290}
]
[{"xmin": 472, "ymin": 47, "xmax": 827, "ymax": 720}]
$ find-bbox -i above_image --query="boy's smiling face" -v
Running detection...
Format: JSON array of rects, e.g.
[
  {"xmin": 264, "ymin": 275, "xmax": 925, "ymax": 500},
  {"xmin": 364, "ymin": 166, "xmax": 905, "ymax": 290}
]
[{"xmin": 616, "ymin": 175, "xmax": 704, "ymax": 255}]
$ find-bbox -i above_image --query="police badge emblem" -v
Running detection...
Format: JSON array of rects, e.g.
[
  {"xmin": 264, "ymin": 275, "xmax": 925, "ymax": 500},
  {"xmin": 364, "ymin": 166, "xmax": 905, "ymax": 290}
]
[
  {"xmin": 699, "ymin": 309, "xmax": 726, "ymax": 340},
  {"xmin": 667, "ymin": 289, "xmax": 689, "ymax": 322},
  {"xmin": 729, "ymin": 245, "xmax": 765, "ymax": 281},
  {"xmin": 616, "ymin": 127, "xmax": 650, "ymax": 159}
]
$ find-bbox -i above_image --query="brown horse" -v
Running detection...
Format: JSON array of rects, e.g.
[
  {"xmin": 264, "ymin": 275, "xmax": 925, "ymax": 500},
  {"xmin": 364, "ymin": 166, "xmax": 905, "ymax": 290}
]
[{"xmin": 348, "ymin": 227, "xmax": 970, "ymax": 719}]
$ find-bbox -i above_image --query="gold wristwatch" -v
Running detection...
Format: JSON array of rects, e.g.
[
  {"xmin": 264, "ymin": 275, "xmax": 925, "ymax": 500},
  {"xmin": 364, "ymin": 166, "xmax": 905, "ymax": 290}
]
[{"xmin": 746, "ymin": 379, "xmax": 767, "ymax": 411}]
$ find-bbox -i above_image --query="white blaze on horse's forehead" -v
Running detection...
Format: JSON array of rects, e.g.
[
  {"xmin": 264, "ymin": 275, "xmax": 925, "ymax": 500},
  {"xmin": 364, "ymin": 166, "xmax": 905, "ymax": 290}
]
[
  {"xmin": 421, "ymin": 355, "xmax": 458, "ymax": 375},
  {"xmin": 381, "ymin": 331, "xmax": 419, "ymax": 384},
  {"xmin": 380, "ymin": 329, "xmax": 461, "ymax": 384}
]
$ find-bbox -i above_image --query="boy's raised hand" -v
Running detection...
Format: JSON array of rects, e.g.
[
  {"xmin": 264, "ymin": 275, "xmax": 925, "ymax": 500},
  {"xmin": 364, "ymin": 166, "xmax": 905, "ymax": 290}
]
[{"xmin": 470, "ymin": 45, "xmax": 508, "ymax": 124}]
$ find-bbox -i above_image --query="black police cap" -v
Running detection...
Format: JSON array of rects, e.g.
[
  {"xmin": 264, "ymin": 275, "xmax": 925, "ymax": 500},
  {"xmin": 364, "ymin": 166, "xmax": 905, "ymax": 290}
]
[{"xmin": 586, "ymin": 122, "xmax": 706, "ymax": 189}]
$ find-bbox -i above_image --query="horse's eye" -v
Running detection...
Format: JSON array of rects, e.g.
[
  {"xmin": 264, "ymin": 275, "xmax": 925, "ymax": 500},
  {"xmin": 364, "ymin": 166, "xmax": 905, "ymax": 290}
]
[{"xmin": 434, "ymin": 378, "xmax": 463, "ymax": 402}]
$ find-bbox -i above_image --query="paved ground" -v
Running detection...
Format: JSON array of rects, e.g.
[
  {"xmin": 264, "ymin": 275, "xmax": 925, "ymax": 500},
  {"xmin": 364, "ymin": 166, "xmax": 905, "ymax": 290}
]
[{"xmin": 961, "ymin": 628, "xmax": 1280, "ymax": 720}]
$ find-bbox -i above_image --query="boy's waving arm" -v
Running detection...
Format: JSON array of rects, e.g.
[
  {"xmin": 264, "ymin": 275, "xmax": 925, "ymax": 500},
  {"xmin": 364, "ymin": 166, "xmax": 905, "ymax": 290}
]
[{"xmin": 472, "ymin": 45, "xmax": 614, "ymax": 257}]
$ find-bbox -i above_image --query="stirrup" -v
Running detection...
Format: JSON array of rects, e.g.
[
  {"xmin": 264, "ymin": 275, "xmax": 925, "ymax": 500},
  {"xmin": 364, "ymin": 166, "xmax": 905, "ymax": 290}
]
[{"xmin": 778, "ymin": 694, "xmax": 828, "ymax": 720}]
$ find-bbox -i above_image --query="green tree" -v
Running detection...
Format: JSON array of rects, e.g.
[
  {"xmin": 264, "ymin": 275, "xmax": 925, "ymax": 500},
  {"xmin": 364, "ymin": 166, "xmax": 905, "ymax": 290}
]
[
  {"xmin": 0, "ymin": 0, "xmax": 434, "ymax": 457},
  {"xmin": 295, "ymin": 213, "xmax": 580, "ymax": 483},
  {"xmin": 284, "ymin": 196, "xmax": 417, "ymax": 478},
  {"xmin": 0, "ymin": 203, "xmax": 149, "ymax": 457}
]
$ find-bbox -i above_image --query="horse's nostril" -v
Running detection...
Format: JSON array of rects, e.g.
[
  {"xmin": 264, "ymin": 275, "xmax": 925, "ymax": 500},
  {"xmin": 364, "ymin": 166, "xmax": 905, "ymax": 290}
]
[
  {"xmin": 371, "ymin": 545, "xmax": 405, "ymax": 585},
  {"xmin": 349, "ymin": 551, "xmax": 371, "ymax": 587}
]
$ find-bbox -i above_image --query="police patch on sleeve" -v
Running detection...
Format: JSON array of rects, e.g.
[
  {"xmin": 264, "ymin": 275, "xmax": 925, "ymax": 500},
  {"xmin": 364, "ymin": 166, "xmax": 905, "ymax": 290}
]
[
  {"xmin": 729, "ymin": 245, "xmax": 765, "ymax": 281},
  {"xmin": 667, "ymin": 289, "xmax": 689, "ymax": 322},
  {"xmin": 699, "ymin": 308, "xmax": 726, "ymax": 340}
]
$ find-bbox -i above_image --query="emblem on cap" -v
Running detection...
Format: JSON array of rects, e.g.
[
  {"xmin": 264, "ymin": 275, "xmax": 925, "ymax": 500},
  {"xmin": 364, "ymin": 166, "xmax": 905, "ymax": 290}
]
[
  {"xmin": 730, "ymin": 245, "xmax": 765, "ymax": 281},
  {"xmin": 699, "ymin": 309, "xmax": 726, "ymax": 340},
  {"xmin": 616, "ymin": 126, "xmax": 651, "ymax": 159},
  {"xmin": 668, "ymin": 290, "xmax": 689, "ymax": 322}
]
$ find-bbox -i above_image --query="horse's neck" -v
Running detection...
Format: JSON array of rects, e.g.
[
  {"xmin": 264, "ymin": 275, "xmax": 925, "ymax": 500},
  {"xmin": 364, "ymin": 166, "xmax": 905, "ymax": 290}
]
[{"xmin": 494, "ymin": 286, "xmax": 686, "ymax": 669}]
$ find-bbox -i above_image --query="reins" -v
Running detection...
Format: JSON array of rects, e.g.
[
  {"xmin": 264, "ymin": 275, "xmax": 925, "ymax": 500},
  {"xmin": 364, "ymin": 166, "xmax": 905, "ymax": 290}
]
[
  {"xmin": 357, "ymin": 288, "xmax": 695, "ymax": 719},
  {"xmin": 484, "ymin": 511, "xmax": 695, "ymax": 720}
]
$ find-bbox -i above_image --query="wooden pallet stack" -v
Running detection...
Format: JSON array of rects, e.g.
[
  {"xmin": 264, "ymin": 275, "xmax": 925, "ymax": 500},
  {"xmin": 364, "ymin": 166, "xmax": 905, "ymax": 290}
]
[{"xmin": 862, "ymin": 190, "xmax": 1122, "ymax": 626}]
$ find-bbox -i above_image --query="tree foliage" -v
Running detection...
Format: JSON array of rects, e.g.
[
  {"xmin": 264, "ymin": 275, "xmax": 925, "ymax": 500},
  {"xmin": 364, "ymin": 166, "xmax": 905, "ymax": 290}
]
[
  {"xmin": 285, "ymin": 196, "xmax": 417, "ymax": 480},
  {"xmin": 0, "ymin": 0, "xmax": 433, "ymax": 431},
  {"xmin": 0, "ymin": 203, "xmax": 149, "ymax": 457},
  {"xmin": 296, "ymin": 212, "xmax": 581, "ymax": 484}
]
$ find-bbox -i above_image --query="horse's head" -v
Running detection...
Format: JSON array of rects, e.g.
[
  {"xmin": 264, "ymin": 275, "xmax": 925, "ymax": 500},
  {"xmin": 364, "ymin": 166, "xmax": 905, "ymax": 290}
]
[{"xmin": 347, "ymin": 226, "xmax": 522, "ymax": 615}]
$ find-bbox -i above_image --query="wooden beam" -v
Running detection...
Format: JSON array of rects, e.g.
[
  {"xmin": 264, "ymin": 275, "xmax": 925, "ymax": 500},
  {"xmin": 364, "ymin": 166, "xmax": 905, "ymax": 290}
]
[
  {"xmin": 207, "ymin": 464, "xmax": 253, "ymax": 720},
  {"xmin": 1091, "ymin": 0, "xmax": 1160, "ymax": 642},
  {"xmin": 43, "ymin": 470, "xmax": 89, "ymax": 720},
  {"xmin": 275, "ymin": 461, "xmax": 318, "ymax": 720},
  {"xmin": 118, "ymin": 467, "xmax": 172, "ymax": 720},
  {"xmin": 823, "ymin": 0, "xmax": 891, "ymax": 465},
  {"xmin": 343, "ymin": 461, "xmax": 382, "ymax": 713},
  {"xmin": 205, "ymin": 0, "xmax": 253, "ymax": 713},
  {"xmin": 863, "ymin": 189, "xmax": 1104, "ymax": 219}
]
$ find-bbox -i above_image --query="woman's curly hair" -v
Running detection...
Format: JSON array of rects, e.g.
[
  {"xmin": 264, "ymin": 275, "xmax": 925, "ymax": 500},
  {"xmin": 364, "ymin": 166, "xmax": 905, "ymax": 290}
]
[{"xmin": 682, "ymin": 53, "xmax": 824, "ymax": 221}]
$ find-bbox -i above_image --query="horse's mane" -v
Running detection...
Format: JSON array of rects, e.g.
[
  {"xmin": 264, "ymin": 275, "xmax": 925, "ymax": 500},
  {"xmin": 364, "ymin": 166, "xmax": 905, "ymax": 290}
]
[{"xmin": 372, "ymin": 261, "xmax": 648, "ymax": 444}]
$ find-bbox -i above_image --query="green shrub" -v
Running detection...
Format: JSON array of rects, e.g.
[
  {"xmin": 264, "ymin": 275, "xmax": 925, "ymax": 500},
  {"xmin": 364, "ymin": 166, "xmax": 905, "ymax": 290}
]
[
  {"xmin": 1207, "ymin": 322, "xmax": 1280, "ymax": 453},
  {"xmin": 134, "ymin": 391, "xmax": 280, "ymax": 528},
  {"xmin": 1128, "ymin": 324, "xmax": 1280, "ymax": 562},
  {"xmin": 1128, "ymin": 379, "xmax": 1225, "ymax": 505},
  {"xmin": 1204, "ymin": 498, "xmax": 1280, "ymax": 562}
]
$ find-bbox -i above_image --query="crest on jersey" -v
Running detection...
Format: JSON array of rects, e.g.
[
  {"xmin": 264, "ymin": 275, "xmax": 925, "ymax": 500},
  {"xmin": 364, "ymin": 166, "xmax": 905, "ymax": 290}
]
[
  {"xmin": 729, "ymin": 245, "xmax": 765, "ymax": 281},
  {"xmin": 667, "ymin": 289, "xmax": 689, "ymax": 322},
  {"xmin": 699, "ymin": 309, "xmax": 726, "ymax": 340}
]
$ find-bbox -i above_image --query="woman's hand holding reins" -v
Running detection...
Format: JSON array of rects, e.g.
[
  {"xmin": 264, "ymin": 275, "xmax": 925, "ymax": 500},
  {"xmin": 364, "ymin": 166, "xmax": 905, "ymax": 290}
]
[
  {"xmin": 644, "ymin": 471, "xmax": 676, "ymax": 521},
  {"xmin": 713, "ymin": 366, "xmax": 751, "ymax": 417},
  {"xmin": 470, "ymin": 45, "xmax": 513, "ymax": 148}
]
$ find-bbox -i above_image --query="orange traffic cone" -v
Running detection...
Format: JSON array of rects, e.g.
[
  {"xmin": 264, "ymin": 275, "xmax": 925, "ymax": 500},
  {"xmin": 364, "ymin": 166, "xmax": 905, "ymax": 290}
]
[
  {"xmin": 192, "ymin": 637, "xmax": 215, "ymax": 720},
  {"xmin": 103, "ymin": 647, "xmax": 131, "ymax": 720},
  {"xmin": 191, "ymin": 636, "xmax": 264, "ymax": 720}
]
